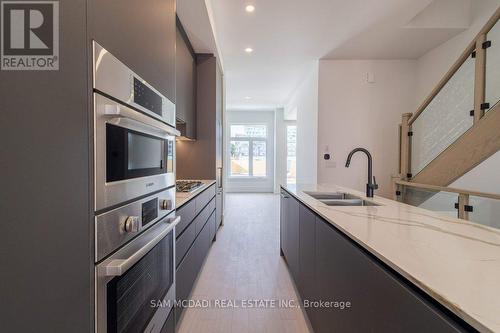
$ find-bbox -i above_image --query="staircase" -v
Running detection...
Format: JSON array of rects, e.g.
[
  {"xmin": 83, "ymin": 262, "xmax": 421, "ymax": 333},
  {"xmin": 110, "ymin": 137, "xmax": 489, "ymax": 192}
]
[{"xmin": 395, "ymin": 7, "xmax": 500, "ymax": 227}]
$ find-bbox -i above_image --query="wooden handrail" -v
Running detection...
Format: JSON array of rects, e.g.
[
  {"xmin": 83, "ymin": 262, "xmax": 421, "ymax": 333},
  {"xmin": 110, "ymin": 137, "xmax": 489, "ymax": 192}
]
[
  {"xmin": 395, "ymin": 180, "xmax": 500, "ymax": 201},
  {"xmin": 408, "ymin": 6, "xmax": 500, "ymax": 126}
]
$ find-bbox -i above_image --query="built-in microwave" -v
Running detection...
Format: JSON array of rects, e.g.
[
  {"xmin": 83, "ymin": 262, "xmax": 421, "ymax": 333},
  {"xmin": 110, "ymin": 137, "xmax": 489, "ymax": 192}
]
[
  {"xmin": 93, "ymin": 41, "xmax": 179, "ymax": 211},
  {"xmin": 93, "ymin": 41, "xmax": 176, "ymax": 127},
  {"xmin": 94, "ymin": 93, "xmax": 178, "ymax": 211}
]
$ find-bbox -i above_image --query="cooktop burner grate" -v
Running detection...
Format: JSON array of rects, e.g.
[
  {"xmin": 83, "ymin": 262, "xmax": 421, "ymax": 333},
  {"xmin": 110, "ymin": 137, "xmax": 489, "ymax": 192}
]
[{"xmin": 176, "ymin": 180, "xmax": 204, "ymax": 192}]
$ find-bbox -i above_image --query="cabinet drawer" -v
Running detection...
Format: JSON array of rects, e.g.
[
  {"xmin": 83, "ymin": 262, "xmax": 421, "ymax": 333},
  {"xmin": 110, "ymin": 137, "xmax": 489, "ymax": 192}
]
[
  {"xmin": 176, "ymin": 214, "xmax": 212, "ymax": 320},
  {"xmin": 208, "ymin": 211, "xmax": 216, "ymax": 242},
  {"xmin": 194, "ymin": 197, "xmax": 216, "ymax": 236},
  {"xmin": 176, "ymin": 199, "xmax": 196, "ymax": 237},
  {"xmin": 195, "ymin": 184, "xmax": 216, "ymax": 214},
  {"xmin": 175, "ymin": 218, "xmax": 196, "ymax": 268}
]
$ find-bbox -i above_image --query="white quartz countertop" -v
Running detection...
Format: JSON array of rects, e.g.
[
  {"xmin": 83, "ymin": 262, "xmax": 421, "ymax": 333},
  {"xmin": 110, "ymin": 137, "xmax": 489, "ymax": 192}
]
[
  {"xmin": 282, "ymin": 183, "xmax": 500, "ymax": 333},
  {"xmin": 176, "ymin": 180, "xmax": 216, "ymax": 209}
]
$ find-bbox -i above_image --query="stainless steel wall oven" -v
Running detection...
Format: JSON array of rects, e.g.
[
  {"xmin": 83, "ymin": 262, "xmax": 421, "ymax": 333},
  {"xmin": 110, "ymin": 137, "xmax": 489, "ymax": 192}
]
[
  {"xmin": 96, "ymin": 210, "xmax": 179, "ymax": 333},
  {"xmin": 93, "ymin": 41, "xmax": 179, "ymax": 212},
  {"xmin": 93, "ymin": 41, "xmax": 180, "ymax": 333}
]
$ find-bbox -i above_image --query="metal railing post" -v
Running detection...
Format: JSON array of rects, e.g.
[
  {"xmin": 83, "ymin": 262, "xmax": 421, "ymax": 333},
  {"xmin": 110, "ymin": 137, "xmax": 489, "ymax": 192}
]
[
  {"xmin": 400, "ymin": 113, "xmax": 412, "ymax": 181},
  {"xmin": 474, "ymin": 34, "xmax": 487, "ymax": 123}
]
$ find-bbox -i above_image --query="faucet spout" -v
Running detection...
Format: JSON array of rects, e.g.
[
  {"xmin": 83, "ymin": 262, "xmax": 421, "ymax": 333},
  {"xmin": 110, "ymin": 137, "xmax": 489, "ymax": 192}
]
[{"xmin": 345, "ymin": 148, "xmax": 378, "ymax": 197}]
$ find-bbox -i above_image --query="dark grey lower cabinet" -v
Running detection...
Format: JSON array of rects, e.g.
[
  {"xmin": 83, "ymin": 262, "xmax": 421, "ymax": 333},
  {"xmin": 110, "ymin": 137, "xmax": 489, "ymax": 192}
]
[
  {"xmin": 314, "ymin": 216, "xmax": 465, "ymax": 333},
  {"xmin": 209, "ymin": 211, "xmax": 217, "ymax": 242},
  {"xmin": 281, "ymin": 192, "xmax": 299, "ymax": 281},
  {"xmin": 280, "ymin": 189, "xmax": 469, "ymax": 333},
  {"xmin": 298, "ymin": 204, "xmax": 317, "ymax": 322},
  {"xmin": 176, "ymin": 217, "xmax": 211, "ymax": 319},
  {"xmin": 280, "ymin": 192, "xmax": 288, "ymax": 256}
]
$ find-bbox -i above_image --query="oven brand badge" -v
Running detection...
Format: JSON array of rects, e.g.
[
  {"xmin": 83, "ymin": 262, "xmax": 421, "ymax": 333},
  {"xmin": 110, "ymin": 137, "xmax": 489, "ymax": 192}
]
[{"xmin": 1, "ymin": 1, "xmax": 59, "ymax": 70}]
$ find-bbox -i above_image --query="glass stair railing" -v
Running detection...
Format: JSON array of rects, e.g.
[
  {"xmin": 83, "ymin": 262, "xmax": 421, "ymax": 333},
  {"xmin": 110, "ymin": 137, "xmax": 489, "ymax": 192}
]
[
  {"xmin": 410, "ymin": 55, "xmax": 474, "ymax": 175},
  {"xmin": 398, "ymin": 11, "xmax": 500, "ymax": 181},
  {"xmin": 485, "ymin": 18, "xmax": 500, "ymax": 113},
  {"xmin": 394, "ymin": 180, "xmax": 500, "ymax": 230},
  {"xmin": 394, "ymin": 10, "xmax": 500, "ymax": 230}
]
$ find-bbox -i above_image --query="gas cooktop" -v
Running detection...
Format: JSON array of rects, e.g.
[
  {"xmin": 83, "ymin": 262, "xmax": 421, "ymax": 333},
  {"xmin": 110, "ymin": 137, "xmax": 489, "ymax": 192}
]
[{"xmin": 176, "ymin": 180, "xmax": 204, "ymax": 193}]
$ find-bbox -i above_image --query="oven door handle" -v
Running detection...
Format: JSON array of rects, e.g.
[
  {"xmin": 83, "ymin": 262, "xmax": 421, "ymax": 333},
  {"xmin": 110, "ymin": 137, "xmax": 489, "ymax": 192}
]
[
  {"xmin": 103, "ymin": 103, "xmax": 180, "ymax": 137},
  {"xmin": 104, "ymin": 216, "xmax": 181, "ymax": 277}
]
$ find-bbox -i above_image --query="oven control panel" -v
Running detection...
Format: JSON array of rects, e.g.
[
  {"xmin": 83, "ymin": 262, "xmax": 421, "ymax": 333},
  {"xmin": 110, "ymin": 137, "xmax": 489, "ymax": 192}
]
[
  {"xmin": 142, "ymin": 198, "xmax": 159, "ymax": 227},
  {"xmin": 133, "ymin": 77, "xmax": 163, "ymax": 117},
  {"xmin": 95, "ymin": 187, "xmax": 176, "ymax": 262}
]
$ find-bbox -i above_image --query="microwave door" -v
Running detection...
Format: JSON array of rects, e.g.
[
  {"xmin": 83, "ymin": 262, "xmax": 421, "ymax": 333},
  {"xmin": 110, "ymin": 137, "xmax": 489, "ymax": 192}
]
[{"xmin": 94, "ymin": 93, "xmax": 178, "ymax": 211}]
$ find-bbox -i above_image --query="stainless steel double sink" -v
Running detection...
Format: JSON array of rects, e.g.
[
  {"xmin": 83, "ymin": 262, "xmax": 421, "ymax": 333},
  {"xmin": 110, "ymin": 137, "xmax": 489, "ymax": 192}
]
[{"xmin": 304, "ymin": 191, "xmax": 380, "ymax": 206}]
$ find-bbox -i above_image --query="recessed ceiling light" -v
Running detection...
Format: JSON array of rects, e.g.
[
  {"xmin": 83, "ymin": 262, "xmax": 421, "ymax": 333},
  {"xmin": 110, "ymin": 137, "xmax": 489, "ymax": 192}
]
[
  {"xmin": 244, "ymin": 96, "xmax": 252, "ymax": 100},
  {"xmin": 245, "ymin": 5, "xmax": 255, "ymax": 13},
  {"xmin": 245, "ymin": 47, "xmax": 253, "ymax": 53}
]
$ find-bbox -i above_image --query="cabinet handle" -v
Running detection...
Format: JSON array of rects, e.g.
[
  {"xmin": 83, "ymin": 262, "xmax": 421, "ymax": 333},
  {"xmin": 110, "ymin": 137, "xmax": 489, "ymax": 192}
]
[
  {"xmin": 218, "ymin": 167, "xmax": 223, "ymax": 188},
  {"xmin": 103, "ymin": 216, "xmax": 180, "ymax": 276}
]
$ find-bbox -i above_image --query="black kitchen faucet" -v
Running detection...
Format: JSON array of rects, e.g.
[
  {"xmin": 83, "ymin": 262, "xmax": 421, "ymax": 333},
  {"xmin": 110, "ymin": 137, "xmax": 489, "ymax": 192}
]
[{"xmin": 345, "ymin": 148, "xmax": 378, "ymax": 198}]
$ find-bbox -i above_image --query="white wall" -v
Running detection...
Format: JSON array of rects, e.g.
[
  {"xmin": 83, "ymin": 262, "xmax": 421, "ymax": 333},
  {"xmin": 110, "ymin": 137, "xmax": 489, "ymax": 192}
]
[
  {"xmin": 317, "ymin": 60, "xmax": 416, "ymax": 198},
  {"xmin": 284, "ymin": 62, "xmax": 319, "ymax": 185},
  {"xmin": 415, "ymin": 0, "xmax": 500, "ymax": 104},
  {"xmin": 274, "ymin": 108, "xmax": 287, "ymax": 192}
]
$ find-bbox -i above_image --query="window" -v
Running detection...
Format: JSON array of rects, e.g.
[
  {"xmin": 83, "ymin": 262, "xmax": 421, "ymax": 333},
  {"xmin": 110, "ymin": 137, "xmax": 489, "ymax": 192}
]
[
  {"xmin": 230, "ymin": 140, "xmax": 249, "ymax": 176},
  {"xmin": 230, "ymin": 124, "xmax": 268, "ymax": 177},
  {"xmin": 286, "ymin": 125, "xmax": 297, "ymax": 184}
]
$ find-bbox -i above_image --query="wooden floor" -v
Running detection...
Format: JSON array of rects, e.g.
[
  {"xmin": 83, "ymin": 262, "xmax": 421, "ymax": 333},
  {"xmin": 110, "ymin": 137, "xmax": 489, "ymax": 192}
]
[{"xmin": 177, "ymin": 193, "xmax": 312, "ymax": 333}]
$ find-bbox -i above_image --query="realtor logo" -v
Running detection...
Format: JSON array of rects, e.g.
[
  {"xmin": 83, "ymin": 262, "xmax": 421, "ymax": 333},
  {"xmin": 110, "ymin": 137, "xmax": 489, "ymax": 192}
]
[{"xmin": 1, "ymin": 1, "xmax": 59, "ymax": 70}]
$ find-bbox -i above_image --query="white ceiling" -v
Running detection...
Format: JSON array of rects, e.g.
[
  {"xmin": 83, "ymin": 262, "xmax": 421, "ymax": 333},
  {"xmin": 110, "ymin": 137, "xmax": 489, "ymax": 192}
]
[
  {"xmin": 195, "ymin": 0, "xmax": 478, "ymax": 110},
  {"xmin": 176, "ymin": 0, "xmax": 222, "ymax": 65},
  {"xmin": 324, "ymin": 0, "xmax": 473, "ymax": 59}
]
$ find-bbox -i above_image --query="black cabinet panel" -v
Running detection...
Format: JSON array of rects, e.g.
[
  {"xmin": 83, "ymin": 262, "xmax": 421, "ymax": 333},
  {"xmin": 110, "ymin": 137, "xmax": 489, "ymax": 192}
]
[
  {"xmin": 89, "ymin": 0, "xmax": 176, "ymax": 102},
  {"xmin": 314, "ymin": 219, "xmax": 465, "ymax": 333}
]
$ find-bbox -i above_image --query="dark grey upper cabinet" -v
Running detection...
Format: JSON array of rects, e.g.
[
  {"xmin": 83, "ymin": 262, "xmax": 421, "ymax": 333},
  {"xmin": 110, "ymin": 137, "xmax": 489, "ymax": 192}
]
[
  {"xmin": 89, "ymin": 0, "xmax": 176, "ymax": 102},
  {"xmin": 176, "ymin": 17, "xmax": 196, "ymax": 139},
  {"xmin": 176, "ymin": 55, "xmax": 223, "ymax": 181}
]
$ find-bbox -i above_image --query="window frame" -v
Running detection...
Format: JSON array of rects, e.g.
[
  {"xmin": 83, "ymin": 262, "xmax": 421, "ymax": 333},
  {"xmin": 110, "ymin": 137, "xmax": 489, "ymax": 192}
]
[{"xmin": 229, "ymin": 123, "xmax": 268, "ymax": 179}]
